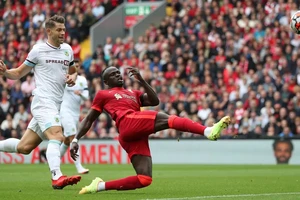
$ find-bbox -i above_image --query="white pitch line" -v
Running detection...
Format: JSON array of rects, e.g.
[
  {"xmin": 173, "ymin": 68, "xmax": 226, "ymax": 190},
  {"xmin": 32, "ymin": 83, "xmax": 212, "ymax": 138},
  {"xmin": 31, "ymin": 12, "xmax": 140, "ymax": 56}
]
[{"xmin": 141, "ymin": 192, "xmax": 300, "ymax": 200}]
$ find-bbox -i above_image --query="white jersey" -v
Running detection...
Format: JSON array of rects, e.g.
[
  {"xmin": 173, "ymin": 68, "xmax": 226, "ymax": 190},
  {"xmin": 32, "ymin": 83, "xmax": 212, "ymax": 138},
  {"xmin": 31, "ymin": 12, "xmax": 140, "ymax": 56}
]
[
  {"xmin": 24, "ymin": 42, "xmax": 75, "ymax": 103},
  {"xmin": 61, "ymin": 75, "xmax": 89, "ymax": 117}
]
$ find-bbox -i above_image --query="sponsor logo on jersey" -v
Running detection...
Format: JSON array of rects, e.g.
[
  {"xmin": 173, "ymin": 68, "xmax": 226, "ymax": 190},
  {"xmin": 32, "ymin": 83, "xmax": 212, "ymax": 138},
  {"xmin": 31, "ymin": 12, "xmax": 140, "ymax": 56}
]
[
  {"xmin": 45, "ymin": 59, "xmax": 70, "ymax": 66},
  {"xmin": 122, "ymin": 94, "xmax": 138, "ymax": 103}
]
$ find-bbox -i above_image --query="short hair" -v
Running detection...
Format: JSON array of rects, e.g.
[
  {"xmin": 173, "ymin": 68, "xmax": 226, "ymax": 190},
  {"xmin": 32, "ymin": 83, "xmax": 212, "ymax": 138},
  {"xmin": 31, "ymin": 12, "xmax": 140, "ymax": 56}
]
[
  {"xmin": 101, "ymin": 67, "xmax": 110, "ymax": 80},
  {"xmin": 273, "ymin": 139, "xmax": 294, "ymax": 151},
  {"xmin": 45, "ymin": 15, "xmax": 65, "ymax": 29}
]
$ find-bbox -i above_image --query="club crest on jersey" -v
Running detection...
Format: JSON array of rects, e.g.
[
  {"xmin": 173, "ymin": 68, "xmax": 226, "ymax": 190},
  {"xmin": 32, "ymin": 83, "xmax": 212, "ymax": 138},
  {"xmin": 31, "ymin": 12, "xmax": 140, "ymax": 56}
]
[
  {"xmin": 114, "ymin": 93, "xmax": 122, "ymax": 100},
  {"xmin": 65, "ymin": 51, "xmax": 69, "ymax": 56},
  {"xmin": 80, "ymin": 82, "xmax": 83, "ymax": 87}
]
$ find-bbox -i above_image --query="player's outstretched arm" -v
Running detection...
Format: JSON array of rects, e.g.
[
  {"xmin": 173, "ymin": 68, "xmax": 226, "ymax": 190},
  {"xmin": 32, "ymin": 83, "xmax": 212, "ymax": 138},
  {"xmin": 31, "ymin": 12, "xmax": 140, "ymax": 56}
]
[
  {"xmin": 74, "ymin": 109, "xmax": 100, "ymax": 140},
  {"xmin": 70, "ymin": 109, "xmax": 101, "ymax": 160},
  {"xmin": 127, "ymin": 67, "xmax": 159, "ymax": 107},
  {"xmin": 0, "ymin": 61, "xmax": 32, "ymax": 80}
]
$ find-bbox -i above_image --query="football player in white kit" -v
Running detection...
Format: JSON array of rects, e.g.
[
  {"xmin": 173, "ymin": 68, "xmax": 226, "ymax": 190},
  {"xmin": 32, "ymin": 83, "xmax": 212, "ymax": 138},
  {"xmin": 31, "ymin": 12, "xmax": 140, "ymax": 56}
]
[
  {"xmin": 0, "ymin": 15, "xmax": 81, "ymax": 189},
  {"xmin": 60, "ymin": 60, "xmax": 89, "ymax": 174}
]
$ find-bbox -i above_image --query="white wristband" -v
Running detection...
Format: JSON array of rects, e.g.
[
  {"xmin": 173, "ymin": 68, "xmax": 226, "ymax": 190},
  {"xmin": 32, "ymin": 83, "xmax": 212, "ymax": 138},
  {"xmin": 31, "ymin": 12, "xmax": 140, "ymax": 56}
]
[{"xmin": 72, "ymin": 138, "xmax": 78, "ymax": 143}]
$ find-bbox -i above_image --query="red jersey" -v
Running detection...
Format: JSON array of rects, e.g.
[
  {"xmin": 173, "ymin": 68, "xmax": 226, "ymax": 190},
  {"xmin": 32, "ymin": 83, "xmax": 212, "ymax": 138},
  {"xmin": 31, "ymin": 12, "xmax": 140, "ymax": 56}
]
[{"xmin": 91, "ymin": 87, "xmax": 143, "ymax": 126}]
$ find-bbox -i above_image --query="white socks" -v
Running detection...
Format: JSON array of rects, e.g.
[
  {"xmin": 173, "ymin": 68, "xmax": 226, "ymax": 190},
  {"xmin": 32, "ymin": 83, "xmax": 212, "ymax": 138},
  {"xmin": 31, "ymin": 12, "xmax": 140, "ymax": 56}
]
[
  {"xmin": 97, "ymin": 181, "xmax": 106, "ymax": 191},
  {"xmin": 74, "ymin": 148, "xmax": 85, "ymax": 171},
  {"xmin": 60, "ymin": 142, "xmax": 85, "ymax": 172},
  {"xmin": 204, "ymin": 127, "xmax": 212, "ymax": 138},
  {"xmin": 0, "ymin": 138, "xmax": 20, "ymax": 153},
  {"xmin": 47, "ymin": 140, "xmax": 63, "ymax": 180},
  {"xmin": 59, "ymin": 143, "xmax": 68, "ymax": 157}
]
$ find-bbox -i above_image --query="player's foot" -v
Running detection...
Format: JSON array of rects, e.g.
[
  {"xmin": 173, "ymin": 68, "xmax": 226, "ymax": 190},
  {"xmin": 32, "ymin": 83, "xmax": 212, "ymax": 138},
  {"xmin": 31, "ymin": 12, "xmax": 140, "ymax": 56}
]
[
  {"xmin": 207, "ymin": 116, "xmax": 231, "ymax": 141},
  {"xmin": 52, "ymin": 175, "xmax": 81, "ymax": 189},
  {"xmin": 78, "ymin": 168, "xmax": 89, "ymax": 174},
  {"xmin": 79, "ymin": 177, "xmax": 103, "ymax": 194}
]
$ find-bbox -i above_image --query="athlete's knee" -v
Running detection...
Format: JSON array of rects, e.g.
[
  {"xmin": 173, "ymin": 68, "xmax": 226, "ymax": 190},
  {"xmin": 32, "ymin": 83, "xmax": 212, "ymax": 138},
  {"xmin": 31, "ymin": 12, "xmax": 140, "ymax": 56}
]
[
  {"xmin": 167, "ymin": 115, "xmax": 178, "ymax": 129},
  {"xmin": 17, "ymin": 144, "xmax": 34, "ymax": 155},
  {"xmin": 155, "ymin": 112, "xmax": 171, "ymax": 131},
  {"xmin": 45, "ymin": 127, "xmax": 64, "ymax": 141},
  {"xmin": 137, "ymin": 175, "xmax": 152, "ymax": 187},
  {"xmin": 52, "ymin": 133, "xmax": 64, "ymax": 142}
]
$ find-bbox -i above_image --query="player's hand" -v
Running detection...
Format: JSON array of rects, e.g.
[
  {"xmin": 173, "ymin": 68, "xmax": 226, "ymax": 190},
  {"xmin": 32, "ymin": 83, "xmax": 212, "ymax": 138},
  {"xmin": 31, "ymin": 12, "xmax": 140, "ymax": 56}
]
[
  {"xmin": 0, "ymin": 60, "xmax": 7, "ymax": 76},
  {"xmin": 66, "ymin": 74, "xmax": 76, "ymax": 87},
  {"xmin": 74, "ymin": 90, "xmax": 81, "ymax": 95},
  {"xmin": 127, "ymin": 67, "xmax": 144, "ymax": 82},
  {"xmin": 70, "ymin": 142, "xmax": 79, "ymax": 161}
]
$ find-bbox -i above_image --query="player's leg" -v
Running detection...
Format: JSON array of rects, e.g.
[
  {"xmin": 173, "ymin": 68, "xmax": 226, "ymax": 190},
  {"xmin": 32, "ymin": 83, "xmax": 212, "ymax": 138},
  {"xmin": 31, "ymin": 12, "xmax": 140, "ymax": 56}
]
[
  {"xmin": 60, "ymin": 135, "xmax": 89, "ymax": 174},
  {"xmin": 60, "ymin": 115, "xmax": 89, "ymax": 174},
  {"xmin": 0, "ymin": 128, "xmax": 42, "ymax": 154},
  {"xmin": 102, "ymin": 155, "xmax": 152, "ymax": 190},
  {"xmin": 17, "ymin": 129, "xmax": 43, "ymax": 154},
  {"xmin": 44, "ymin": 126, "xmax": 65, "ymax": 180},
  {"xmin": 118, "ymin": 111, "xmax": 230, "ymax": 141},
  {"xmin": 44, "ymin": 126, "xmax": 81, "ymax": 189},
  {"xmin": 31, "ymin": 96, "xmax": 81, "ymax": 189},
  {"xmin": 154, "ymin": 112, "xmax": 231, "ymax": 140},
  {"xmin": 79, "ymin": 139, "xmax": 153, "ymax": 194}
]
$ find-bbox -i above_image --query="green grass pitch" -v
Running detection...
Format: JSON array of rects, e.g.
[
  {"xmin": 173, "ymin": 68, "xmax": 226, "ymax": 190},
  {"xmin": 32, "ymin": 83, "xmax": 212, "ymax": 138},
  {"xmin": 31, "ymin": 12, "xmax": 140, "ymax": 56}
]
[{"xmin": 0, "ymin": 164, "xmax": 300, "ymax": 200}]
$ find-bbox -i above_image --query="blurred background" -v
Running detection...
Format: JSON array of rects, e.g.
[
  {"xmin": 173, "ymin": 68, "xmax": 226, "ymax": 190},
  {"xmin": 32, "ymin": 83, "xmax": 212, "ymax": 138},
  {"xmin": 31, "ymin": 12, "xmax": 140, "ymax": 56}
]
[
  {"xmin": 0, "ymin": 0, "xmax": 300, "ymax": 165},
  {"xmin": 0, "ymin": 0, "xmax": 300, "ymax": 140},
  {"xmin": 1, "ymin": 4, "xmax": 300, "ymax": 200}
]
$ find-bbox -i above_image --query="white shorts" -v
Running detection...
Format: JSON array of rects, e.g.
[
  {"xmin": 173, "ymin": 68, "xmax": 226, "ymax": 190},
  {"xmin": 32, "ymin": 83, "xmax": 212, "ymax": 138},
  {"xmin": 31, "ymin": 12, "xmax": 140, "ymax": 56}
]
[
  {"xmin": 61, "ymin": 113, "xmax": 79, "ymax": 137},
  {"xmin": 27, "ymin": 96, "xmax": 62, "ymax": 140}
]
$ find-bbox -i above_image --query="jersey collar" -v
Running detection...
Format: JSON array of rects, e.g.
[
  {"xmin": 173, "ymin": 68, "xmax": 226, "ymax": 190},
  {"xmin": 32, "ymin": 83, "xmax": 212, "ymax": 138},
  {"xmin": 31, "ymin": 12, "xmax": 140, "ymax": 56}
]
[
  {"xmin": 110, "ymin": 87, "xmax": 124, "ymax": 90},
  {"xmin": 46, "ymin": 41, "xmax": 61, "ymax": 49}
]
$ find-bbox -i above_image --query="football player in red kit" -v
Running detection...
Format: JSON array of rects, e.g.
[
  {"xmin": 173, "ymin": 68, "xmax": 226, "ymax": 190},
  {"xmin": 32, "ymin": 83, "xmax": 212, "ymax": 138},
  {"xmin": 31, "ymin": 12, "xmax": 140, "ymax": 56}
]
[{"xmin": 70, "ymin": 66, "xmax": 231, "ymax": 194}]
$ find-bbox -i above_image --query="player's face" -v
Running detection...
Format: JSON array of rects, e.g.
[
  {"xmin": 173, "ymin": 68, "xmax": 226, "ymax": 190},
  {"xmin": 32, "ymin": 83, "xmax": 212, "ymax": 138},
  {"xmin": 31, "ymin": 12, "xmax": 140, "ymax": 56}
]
[
  {"xmin": 105, "ymin": 67, "xmax": 123, "ymax": 87},
  {"xmin": 48, "ymin": 22, "xmax": 66, "ymax": 45},
  {"xmin": 274, "ymin": 143, "xmax": 292, "ymax": 164}
]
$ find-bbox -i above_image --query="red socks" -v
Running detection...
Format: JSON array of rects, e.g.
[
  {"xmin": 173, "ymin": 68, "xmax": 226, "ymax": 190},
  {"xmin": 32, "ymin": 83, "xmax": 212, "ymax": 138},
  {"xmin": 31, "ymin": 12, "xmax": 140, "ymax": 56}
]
[
  {"xmin": 168, "ymin": 115, "xmax": 206, "ymax": 135},
  {"xmin": 105, "ymin": 175, "xmax": 152, "ymax": 190}
]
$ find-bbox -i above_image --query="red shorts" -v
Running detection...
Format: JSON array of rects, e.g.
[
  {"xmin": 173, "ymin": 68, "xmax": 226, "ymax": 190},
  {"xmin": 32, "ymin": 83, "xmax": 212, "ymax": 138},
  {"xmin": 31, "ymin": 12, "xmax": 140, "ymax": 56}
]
[{"xmin": 118, "ymin": 110, "xmax": 158, "ymax": 159}]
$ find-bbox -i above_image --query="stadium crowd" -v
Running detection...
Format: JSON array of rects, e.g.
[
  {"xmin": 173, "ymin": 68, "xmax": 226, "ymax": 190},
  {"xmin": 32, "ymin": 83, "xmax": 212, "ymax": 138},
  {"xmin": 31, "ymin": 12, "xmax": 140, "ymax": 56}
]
[{"xmin": 0, "ymin": 0, "xmax": 300, "ymax": 140}]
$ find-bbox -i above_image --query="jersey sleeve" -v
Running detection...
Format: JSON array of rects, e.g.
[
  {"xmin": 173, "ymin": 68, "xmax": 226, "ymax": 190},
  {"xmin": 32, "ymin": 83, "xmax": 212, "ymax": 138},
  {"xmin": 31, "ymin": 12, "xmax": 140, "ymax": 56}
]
[
  {"xmin": 91, "ymin": 91, "xmax": 104, "ymax": 112},
  {"xmin": 134, "ymin": 90, "xmax": 144, "ymax": 106},
  {"xmin": 23, "ymin": 46, "xmax": 38, "ymax": 67},
  {"xmin": 69, "ymin": 48, "xmax": 75, "ymax": 67},
  {"xmin": 81, "ymin": 77, "xmax": 89, "ymax": 100}
]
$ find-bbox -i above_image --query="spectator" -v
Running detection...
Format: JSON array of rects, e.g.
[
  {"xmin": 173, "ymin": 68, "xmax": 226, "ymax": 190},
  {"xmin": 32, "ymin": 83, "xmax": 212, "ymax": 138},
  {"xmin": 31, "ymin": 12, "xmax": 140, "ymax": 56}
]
[
  {"xmin": 10, "ymin": 80, "xmax": 24, "ymax": 110},
  {"xmin": 13, "ymin": 104, "xmax": 29, "ymax": 125},
  {"xmin": 0, "ymin": 90, "xmax": 10, "ymax": 114},
  {"xmin": 1, "ymin": 0, "xmax": 300, "ymax": 139},
  {"xmin": 21, "ymin": 74, "xmax": 35, "ymax": 97},
  {"xmin": 32, "ymin": 6, "xmax": 45, "ymax": 27},
  {"xmin": 1, "ymin": 113, "xmax": 17, "ymax": 131},
  {"xmin": 92, "ymin": 0, "xmax": 105, "ymax": 20},
  {"xmin": 71, "ymin": 38, "xmax": 81, "ymax": 60},
  {"xmin": 279, "ymin": 127, "xmax": 294, "ymax": 138}
]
